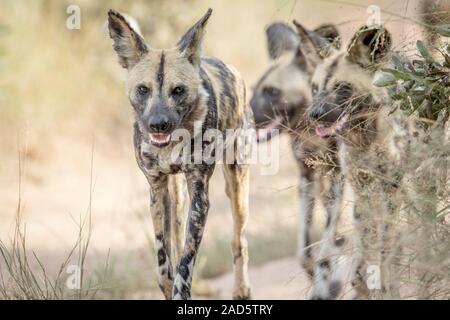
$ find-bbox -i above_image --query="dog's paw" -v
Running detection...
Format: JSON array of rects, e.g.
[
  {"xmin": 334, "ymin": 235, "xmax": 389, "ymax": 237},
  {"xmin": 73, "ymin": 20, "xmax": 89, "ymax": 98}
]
[
  {"xmin": 233, "ymin": 286, "xmax": 252, "ymax": 300},
  {"xmin": 310, "ymin": 281, "xmax": 342, "ymax": 300}
]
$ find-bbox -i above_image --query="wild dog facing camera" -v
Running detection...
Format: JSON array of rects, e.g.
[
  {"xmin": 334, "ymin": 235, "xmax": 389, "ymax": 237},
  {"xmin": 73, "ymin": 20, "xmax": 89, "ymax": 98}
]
[
  {"xmin": 108, "ymin": 9, "xmax": 212, "ymax": 148},
  {"xmin": 107, "ymin": 8, "xmax": 253, "ymax": 301},
  {"xmin": 308, "ymin": 25, "xmax": 392, "ymax": 138}
]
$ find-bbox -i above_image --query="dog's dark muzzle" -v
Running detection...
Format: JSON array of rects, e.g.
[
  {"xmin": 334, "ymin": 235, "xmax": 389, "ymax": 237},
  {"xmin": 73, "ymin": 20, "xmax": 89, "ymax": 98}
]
[
  {"xmin": 147, "ymin": 113, "xmax": 174, "ymax": 134},
  {"xmin": 308, "ymin": 94, "xmax": 344, "ymax": 124},
  {"xmin": 250, "ymin": 95, "xmax": 275, "ymax": 128},
  {"xmin": 145, "ymin": 101, "xmax": 180, "ymax": 147}
]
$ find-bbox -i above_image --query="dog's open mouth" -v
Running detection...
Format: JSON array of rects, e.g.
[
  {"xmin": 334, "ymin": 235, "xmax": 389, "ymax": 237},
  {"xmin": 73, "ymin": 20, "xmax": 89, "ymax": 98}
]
[
  {"xmin": 313, "ymin": 114, "xmax": 348, "ymax": 138},
  {"xmin": 256, "ymin": 116, "xmax": 282, "ymax": 142},
  {"xmin": 149, "ymin": 133, "xmax": 171, "ymax": 147}
]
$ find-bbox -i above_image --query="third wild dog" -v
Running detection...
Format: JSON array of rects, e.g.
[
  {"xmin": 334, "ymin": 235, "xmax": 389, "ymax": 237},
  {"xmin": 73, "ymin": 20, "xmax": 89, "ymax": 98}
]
[
  {"xmin": 307, "ymin": 24, "xmax": 410, "ymax": 299},
  {"xmin": 249, "ymin": 21, "xmax": 346, "ymax": 298},
  {"xmin": 108, "ymin": 8, "xmax": 252, "ymax": 300}
]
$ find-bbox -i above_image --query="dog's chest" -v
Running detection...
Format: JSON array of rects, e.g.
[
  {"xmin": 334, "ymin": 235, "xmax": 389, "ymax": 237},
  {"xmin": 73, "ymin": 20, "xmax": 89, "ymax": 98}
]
[
  {"xmin": 340, "ymin": 125, "xmax": 405, "ymax": 192},
  {"xmin": 136, "ymin": 135, "xmax": 212, "ymax": 177},
  {"xmin": 138, "ymin": 141, "xmax": 185, "ymax": 176}
]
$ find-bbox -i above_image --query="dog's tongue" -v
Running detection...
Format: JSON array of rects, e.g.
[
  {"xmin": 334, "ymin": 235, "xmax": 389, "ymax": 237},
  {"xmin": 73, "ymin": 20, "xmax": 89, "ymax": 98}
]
[{"xmin": 315, "ymin": 125, "xmax": 331, "ymax": 138}]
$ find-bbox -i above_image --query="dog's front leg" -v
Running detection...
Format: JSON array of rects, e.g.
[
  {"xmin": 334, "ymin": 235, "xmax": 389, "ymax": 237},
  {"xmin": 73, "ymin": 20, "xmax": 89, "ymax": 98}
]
[
  {"xmin": 148, "ymin": 175, "xmax": 174, "ymax": 299},
  {"xmin": 311, "ymin": 171, "xmax": 346, "ymax": 299},
  {"xmin": 168, "ymin": 174, "xmax": 187, "ymax": 266},
  {"xmin": 292, "ymin": 140, "xmax": 320, "ymax": 278},
  {"xmin": 350, "ymin": 195, "xmax": 372, "ymax": 300},
  {"xmin": 172, "ymin": 167, "xmax": 213, "ymax": 300},
  {"xmin": 294, "ymin": 157, "xmax": 317, "ymax": 279},
  {"xmin": 379, "ymin": 191, "xmax": 402, "ymax": 299}
]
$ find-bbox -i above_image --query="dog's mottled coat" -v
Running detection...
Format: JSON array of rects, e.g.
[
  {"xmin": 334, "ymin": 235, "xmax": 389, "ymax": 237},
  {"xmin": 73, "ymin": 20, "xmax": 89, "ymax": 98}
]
[
  {"xmin": 249, "ymin": 21, "xmax": 345, "ymax": 298},
  {"xmin": 108, "ymin": 8, "xmax": 252, "ymax": 300},
  {"xmin": 307, "ymin": 25, "xmax": 410, "ymax": 299}
]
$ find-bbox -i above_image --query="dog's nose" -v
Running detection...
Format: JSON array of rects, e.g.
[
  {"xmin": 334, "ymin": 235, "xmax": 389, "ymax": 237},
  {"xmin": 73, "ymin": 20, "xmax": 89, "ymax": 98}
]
[
  {"xmin": 308, "ymin": 107, "xmax": 321, "ymax": 120},
  {"xmin": 148, "ymin": 114, "xmax": 171, "ymax": 133}
]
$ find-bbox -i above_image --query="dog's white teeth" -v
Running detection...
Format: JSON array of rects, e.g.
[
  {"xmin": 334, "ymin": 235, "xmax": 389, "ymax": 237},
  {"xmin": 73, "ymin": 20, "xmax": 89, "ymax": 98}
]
[{"xmin": 149, "ymin": 133, "xmax": 171, "ymax": 144}]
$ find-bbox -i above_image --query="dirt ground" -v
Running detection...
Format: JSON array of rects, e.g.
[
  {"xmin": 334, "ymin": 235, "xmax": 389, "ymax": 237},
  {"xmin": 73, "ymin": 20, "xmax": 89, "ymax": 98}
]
[
  {"xmin": 199, "ymin": 255, "xmax": 357, "ymax": 300},
  {"xmin": 0, "ymin": 130, "xmax": 358, "ymax": 299},
  {"xmin": 0, "ymin": 133, "xmax": 305, "ymax": 298}
]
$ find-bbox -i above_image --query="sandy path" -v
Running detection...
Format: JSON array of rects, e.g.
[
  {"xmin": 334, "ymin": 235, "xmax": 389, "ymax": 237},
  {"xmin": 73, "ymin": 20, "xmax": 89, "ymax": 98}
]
[
  {"xmin": 196, "ymin": 254, "xmax": 355, "ymax": 300},
  {"xmin": 201, "ymin": 257, "xmax": 313, "ymax": 299}
]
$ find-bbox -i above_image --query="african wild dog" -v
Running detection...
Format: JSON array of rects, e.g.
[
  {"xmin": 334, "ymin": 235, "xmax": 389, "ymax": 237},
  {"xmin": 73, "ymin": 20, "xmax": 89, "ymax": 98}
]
[
  {"xmin": 307, "ymin": 24, "xmax": 409, "ymax": 299},
  {"xmin": 107, "ymin": 8, "xmax": 253, "ymax": 300},
  {"xmin": 249, "ymin": 21, "xmax": 346, "ymax": 298}
]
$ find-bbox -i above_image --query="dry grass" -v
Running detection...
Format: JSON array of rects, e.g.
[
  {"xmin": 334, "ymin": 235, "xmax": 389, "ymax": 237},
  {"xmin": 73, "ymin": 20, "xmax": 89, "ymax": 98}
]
[
  {"xmin": 0, "ymin": 148, "xmax": 109, "ymax": 299},
  {"xmin": 397, "ymin": 120, "xmax": 450, "ymax": 299}
]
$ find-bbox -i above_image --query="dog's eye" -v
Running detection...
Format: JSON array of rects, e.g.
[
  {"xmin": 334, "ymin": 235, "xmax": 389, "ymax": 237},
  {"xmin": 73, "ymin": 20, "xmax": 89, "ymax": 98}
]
[
  {"xmin": 172, "ymin": 86, "xmax": 185, "ymax": 96},
  {"xmin": 311, "ymin": 84, "xmax": 319, "ymax": 96},
  {"xmin": 333, "ymin": 82, "xmax": 353, "ymax": 93},
  {"xmin": 137, "ymin": 85, "xmax": 149, "ymax": 96},
  {"xmin": 262, "ymin": 86, "xmax": 281, "ymax": 98}
]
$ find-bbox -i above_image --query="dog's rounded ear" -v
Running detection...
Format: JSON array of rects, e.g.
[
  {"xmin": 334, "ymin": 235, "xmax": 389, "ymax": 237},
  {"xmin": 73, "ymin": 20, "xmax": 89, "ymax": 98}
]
[
  {"xmin": 177, "ymin": 8, "xmax": 213, "ymax": 67},
  {"xmin": 107, "ymin": 10, "xmax": 149, "ymax": 69},
  {"xmin": 292, "ymin": 20, "xmax": 327, "ymax": 68},
  {"xmin": 347, "ymin": 25, "xmax": 392, "ymax": 68},
  {"xmin": 313, "ymin": 24, "xmax": 341, "ymax": 49},
  {"xmin": 265, "ymin": 22, "xmax": 300, "ymax": 60}
]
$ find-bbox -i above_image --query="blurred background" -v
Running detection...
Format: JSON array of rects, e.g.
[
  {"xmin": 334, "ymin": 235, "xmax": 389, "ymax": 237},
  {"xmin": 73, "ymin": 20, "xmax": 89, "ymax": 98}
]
[{"xmin": 0, "ymin": 0, "xmax": 433, "ymax": 299}]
